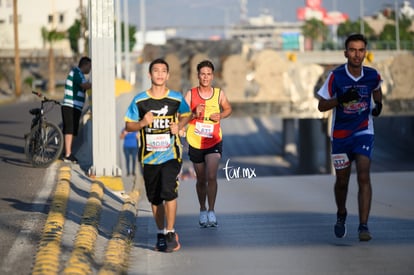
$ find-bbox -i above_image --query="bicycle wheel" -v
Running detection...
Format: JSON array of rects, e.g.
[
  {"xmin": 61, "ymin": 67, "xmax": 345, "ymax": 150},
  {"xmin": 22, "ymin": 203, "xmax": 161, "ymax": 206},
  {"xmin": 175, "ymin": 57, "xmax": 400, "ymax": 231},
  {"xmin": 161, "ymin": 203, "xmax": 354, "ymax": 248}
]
[{"xmin": 24, "ymin": 122, "xmax": 64, "ymax": 168}]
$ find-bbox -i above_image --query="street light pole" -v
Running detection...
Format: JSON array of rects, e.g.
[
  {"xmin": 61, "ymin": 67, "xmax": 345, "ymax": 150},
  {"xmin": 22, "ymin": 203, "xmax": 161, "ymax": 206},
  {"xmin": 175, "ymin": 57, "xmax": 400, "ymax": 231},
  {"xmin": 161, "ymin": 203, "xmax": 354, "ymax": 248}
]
[
  {"xmin": 123, "ymin": 0, "xmax": 130, "ymax": 82},
  {"xmin": 360, "ymin": 0, "xmax": 365, "ymax": 35},
  {"xmin": 140, "ymin": 0, "xmax": 146, "ymax": 48},
  {"xmin": 395, "ymin": 0, "xmax": 400, "ymax": 51},
  {"xmin": 115, "ymin": 0, "xmax": 122, "ymax": 78}
]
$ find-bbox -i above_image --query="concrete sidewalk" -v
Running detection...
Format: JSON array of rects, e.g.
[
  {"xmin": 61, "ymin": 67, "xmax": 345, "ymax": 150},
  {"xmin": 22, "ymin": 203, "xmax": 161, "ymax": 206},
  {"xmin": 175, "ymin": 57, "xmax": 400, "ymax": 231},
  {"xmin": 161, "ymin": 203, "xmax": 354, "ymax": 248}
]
[{"xmin": 35, "ymin": 165, "xmax": 414, "ymax": 274}]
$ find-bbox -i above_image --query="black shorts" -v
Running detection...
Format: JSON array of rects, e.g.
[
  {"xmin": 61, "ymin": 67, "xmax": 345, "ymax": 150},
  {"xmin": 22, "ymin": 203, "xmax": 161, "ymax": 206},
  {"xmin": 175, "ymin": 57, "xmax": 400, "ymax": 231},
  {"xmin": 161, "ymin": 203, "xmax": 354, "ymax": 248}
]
[
  {"xmin": 143, "ymin": 159, "xmax": 182, "ymax": 205},
  {"xmin": 188, "ymin": 142, "xmax": 222, "ymax": 163},
  {"xmin": 61, "ymin": 106, "xmax": 81, "ymax": 136}
]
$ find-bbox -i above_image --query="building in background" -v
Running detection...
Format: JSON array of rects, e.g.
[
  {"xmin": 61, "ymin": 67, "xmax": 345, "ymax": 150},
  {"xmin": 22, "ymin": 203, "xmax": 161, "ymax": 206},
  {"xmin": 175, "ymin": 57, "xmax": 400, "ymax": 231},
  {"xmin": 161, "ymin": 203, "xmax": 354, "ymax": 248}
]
[
  {"xmin": 0, "ymin": 0, "xmax": 83, "ymax": 56},
  {"xmin": 227, "ymin": 1, "xmax": 304, "ymax": 51}
]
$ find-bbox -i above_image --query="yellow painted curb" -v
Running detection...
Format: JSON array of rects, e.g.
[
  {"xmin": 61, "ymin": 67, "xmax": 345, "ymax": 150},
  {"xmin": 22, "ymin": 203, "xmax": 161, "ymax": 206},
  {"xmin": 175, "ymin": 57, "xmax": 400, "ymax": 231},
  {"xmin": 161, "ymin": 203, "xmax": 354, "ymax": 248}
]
[
  {"xmin": 63, "ymin": 181, "xmax": 104, "ymax": 275},
  {"xmin": 115, "ymin": 78, "xmax": 133, "ymax": 97},
  {"xmin": 98, "ymin": 189, "xmax": 140, "ymax": 275},
  {"xmin": 95, "ymin": 176, "xmax": 124, "ymax": 192},
  {"xmin": 32, "ymin": 165, "xmax": 71, "ymax": 275}
]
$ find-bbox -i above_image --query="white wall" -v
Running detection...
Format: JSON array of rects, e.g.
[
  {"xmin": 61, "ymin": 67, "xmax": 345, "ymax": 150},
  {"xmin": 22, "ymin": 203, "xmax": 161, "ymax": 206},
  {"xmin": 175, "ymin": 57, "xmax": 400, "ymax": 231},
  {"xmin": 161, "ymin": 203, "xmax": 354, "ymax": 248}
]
[{"xmin": 0, "ymin": 0, "xmax": 84, "ymax": 52}]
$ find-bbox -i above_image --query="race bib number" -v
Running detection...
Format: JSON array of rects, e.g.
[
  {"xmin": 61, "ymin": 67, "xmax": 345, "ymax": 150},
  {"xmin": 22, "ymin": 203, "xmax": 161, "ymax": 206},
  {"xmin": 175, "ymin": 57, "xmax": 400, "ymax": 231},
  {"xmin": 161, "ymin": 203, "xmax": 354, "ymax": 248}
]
[
  {"xmin": 194, "ymin": 121, "xmax": 214, "ymax": 138},
  {"xmin": 332, "ymin": 153, "xmax": 350, "ymax": 170},
  {"xmin": 146, "ymin": 133, "xmax": 170, "ymax": 151}
]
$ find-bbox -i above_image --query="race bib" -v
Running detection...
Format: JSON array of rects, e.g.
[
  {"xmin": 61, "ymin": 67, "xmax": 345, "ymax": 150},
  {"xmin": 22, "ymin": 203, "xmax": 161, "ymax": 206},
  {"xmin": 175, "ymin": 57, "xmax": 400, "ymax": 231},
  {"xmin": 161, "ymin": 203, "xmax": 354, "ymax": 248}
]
[
  {"xmin": 332, "ymin": 153, "xmax": 350, "ymax": 170},
  {"xmin": 146, "ymin": 133, "xmax": 170, "ymax": 151},
  {"xmin": 194, "ymin": 121, "xmax": 214, "ymax": 138}
]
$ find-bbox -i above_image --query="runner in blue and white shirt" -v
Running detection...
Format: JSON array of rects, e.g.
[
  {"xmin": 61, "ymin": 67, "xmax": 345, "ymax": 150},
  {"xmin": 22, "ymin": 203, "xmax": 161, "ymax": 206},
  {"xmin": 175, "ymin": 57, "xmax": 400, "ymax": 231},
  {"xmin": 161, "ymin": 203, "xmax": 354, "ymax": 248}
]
[{"xmin": 317, "ymin": 34, "xmax": 383, "ymax": 242}]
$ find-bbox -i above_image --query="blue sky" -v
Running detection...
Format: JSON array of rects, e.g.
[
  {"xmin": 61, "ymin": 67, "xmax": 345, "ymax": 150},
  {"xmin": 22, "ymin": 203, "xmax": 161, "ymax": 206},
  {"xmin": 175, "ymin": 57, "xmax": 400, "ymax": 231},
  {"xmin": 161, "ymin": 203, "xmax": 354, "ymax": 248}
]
[{"xmin": 124, "ymin": 0, "xmax": 412, "ymax": 38}]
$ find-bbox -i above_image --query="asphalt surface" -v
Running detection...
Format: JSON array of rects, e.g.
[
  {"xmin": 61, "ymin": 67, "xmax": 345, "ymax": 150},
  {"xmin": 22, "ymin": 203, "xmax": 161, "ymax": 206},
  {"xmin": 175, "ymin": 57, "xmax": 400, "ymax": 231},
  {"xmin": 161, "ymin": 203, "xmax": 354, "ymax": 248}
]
[
  {"xmin": 130, "ymin": 171, "xmax": 414, "ymax": 275},
  {"xmin": 0, "ymin": 94, "xmax": 63, "ymax": 275},
  {"xmin": 34, "ymin": 165, "xmax": 414, "ymax": 275}
]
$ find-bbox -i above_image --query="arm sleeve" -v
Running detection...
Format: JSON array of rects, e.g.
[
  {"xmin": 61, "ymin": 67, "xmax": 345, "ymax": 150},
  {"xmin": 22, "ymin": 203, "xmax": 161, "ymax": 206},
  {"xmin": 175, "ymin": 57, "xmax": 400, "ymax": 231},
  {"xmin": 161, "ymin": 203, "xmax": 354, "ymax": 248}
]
[
  {"xmin": 124, "ymin": 98, "xmax": 140, "ymax": 122},
  {"xmin": 317, "ymin": 72, "xmax": 334, "ymax": 100}
]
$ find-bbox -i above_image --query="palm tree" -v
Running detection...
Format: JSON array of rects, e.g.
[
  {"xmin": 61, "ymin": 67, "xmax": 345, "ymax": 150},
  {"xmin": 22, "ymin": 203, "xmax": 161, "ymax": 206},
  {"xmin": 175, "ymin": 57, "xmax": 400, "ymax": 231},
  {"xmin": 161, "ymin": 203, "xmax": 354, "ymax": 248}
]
[
  {"xmin": 41, "ymin": 27, "xmax": 65, "ymax": 95},
  {"xmin": 301, "ymin": 18, "xmax": 329, "ymax": 50},
  {"xmin": 13, "ymin": 0, "xmax": 22, "ymax": 97}
]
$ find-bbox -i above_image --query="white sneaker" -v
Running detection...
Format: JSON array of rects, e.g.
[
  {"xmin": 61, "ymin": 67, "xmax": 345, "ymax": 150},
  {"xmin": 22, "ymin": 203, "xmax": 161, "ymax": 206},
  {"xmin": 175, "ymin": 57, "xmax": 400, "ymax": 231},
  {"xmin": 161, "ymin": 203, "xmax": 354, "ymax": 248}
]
[
  {"xmin": 207, "ymin": 211, "xmax": 218, "ymax": 227},
  {"xmin": 199, "ymin": 211, "xmax": 208, "ymax": 227}
]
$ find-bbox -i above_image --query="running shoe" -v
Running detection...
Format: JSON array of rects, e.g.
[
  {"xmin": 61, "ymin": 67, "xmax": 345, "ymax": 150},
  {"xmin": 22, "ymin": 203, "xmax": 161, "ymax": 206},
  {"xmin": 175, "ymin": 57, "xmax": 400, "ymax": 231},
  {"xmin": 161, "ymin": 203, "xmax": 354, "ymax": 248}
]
[
  {"xmin": 358, "ymin": 224, "xmax": 372, "ymax": 242},
  {"xmin": 199, "ymin": 210, "xmax": 208, "ymax": 228},
  {"xmin": 207, "ymin": 211, "xmax": 218, "ymax": 227},
  {"xmin": 166, "ymin": 232, "xmax": 180, "ymax": 252},
  {"xmin": 154, "ymin": 233, "xmax": 167, "ymax": 252},
  {"xmin": 63, "ymin": 154, "xmax": 78, "ymax": 164},
  {"xmin": 334, "ymin": 212, "xmax": 347, "ymax": 238}
]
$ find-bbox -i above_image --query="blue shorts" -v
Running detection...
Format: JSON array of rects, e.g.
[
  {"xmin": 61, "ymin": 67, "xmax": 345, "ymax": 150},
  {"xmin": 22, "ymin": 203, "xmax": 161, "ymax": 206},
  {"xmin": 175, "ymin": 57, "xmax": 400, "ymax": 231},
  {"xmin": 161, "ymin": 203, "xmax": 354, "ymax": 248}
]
[{"xmin": 331, "ymin": 134, "xmax": 374, "ymax": 169}]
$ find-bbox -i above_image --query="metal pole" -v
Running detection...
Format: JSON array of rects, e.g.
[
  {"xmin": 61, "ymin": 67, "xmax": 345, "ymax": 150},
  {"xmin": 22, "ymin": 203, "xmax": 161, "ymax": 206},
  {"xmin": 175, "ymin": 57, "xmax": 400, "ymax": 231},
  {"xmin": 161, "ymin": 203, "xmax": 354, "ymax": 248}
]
[
  {"xmin": 123, "ymin": 0, "xmax": 131, "ymax": 82},
  {"xmin": 139, "ymin": 0, "xmax": 147, "ymax": 87},
  {"xmin": 140, "ymin": 0, "xmax": 146, "ymax": 49},
  {"xmin": 115, "ymin": 0, "xmax": 122, "ymax": 78},
  {"xmin": 395, "ymin": 0, "xmax": 400, "ymax": 51},
  {"xmin": 360, "ymin": 0, "xmax": 365, "ymax": 35}
]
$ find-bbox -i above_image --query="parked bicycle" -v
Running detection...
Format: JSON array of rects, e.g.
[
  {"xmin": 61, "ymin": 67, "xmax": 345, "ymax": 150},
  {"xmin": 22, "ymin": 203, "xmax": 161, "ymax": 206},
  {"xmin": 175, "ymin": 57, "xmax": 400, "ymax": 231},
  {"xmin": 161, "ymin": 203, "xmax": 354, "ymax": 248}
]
[{"xmin": 24, "ymin": 91, "xmax": 64, "ymax": 167}]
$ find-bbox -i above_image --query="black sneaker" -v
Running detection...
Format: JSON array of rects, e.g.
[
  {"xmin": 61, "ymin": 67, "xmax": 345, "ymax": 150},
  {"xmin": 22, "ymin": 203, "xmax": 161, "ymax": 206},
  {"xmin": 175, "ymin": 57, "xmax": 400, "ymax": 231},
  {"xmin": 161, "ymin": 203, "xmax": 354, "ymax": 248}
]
[
  {"xmin": 165, "ymin": 232, "xmax": 180, "ymax": 252},
  {"xmin": 154, "ymin": 233, "xmax": 167, "ymax": 252},
  {"xmin": 63, "ymin": 154, "xmax": 78, "ymax": 164},
  {"xmin": 334, "ymin": 212, "xmax": 347, "ymax": 238},
  {"xmin": 358, "ymin": 224, "xmax": 372, "ymax": 241}
]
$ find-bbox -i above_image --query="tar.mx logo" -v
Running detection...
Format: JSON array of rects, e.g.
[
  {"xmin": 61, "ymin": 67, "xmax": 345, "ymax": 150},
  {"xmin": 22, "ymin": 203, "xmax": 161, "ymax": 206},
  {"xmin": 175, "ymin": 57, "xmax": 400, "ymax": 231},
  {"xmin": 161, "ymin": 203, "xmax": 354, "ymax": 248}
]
[{"xmin": 222, "ymin": 159, "xmax": 256, "ymax": 181}]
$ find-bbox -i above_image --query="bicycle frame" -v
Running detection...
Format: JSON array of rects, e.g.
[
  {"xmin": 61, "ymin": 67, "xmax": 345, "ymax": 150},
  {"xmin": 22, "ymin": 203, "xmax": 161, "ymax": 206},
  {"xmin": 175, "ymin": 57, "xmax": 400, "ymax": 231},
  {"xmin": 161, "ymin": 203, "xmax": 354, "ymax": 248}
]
[{"xmin": 25, "ymin": 91, "xmax": 64, "ymax": 167}]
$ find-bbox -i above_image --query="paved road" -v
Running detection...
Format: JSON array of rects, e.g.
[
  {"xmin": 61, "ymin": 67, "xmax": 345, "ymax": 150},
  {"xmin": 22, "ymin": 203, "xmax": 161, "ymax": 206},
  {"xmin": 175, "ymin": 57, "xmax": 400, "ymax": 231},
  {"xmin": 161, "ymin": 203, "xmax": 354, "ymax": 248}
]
[
  {"xmin": 0, "ymin": 96, "xmax": 62, "ymax": 275},
  {"xmin": 128, "ymin": 171, "xmax": 414, "ymax": 275}
]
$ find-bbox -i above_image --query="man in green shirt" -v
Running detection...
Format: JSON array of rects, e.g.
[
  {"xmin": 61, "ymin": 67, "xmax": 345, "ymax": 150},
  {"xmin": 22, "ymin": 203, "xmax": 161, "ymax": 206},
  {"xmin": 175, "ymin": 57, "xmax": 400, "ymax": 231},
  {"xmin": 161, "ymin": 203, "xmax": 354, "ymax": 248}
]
[{"xmin": 61, "ymin": 56, "xmax": 91, "ymax": 163}]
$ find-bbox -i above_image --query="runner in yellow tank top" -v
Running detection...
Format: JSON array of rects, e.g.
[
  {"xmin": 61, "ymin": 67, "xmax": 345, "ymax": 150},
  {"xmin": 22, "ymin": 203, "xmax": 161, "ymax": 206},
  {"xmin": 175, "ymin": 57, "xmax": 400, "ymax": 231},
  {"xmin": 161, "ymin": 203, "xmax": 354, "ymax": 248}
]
[
  {"xmin": 184, "ymin": 60, "xmax": 232, "ymax": 227},
  {"xmin": 186, "ymin": 86, "xmax": 222, "ymax": 149}
]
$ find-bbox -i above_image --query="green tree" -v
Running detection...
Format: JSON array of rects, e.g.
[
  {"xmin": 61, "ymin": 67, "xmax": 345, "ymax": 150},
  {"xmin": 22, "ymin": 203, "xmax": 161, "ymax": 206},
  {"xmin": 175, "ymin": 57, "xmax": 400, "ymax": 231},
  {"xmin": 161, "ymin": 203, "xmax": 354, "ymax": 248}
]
[
  {"xmin": 337, "ymin": 20, "xmax": 375, "ymax": 40},
  {"xmin": 67, "ymin": 17, "xmax": 88, "ymax": 56},
  {"xmin": 67, "ymin": 19, "xmax": 82, "ymax": 54},
  {"xmin": 378, "ymin": 15, "xmax": 414, "ymax": 50},
  {"xmin": 301, "ymin": 18, "xmax": 329, "ymax": 50},
  {"xmin": 41, "ymin": 27, "xmax": 66, "ymax": 95},
  {"xmin": 121, "ymin": 22, "xmax": 137, "ymax": 52},
  {"xmin": 68, "ymin": 19, "xmax": 137, "ymax": 55}
]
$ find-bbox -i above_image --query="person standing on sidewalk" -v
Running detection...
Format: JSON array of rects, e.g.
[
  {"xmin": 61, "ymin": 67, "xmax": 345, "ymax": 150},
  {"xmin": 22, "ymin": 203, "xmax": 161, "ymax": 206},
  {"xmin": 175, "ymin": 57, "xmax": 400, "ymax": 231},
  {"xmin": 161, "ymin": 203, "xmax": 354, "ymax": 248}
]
[
  {"xmin": 124, "ymin": 58, "xmax": 192, "ymax": 252},
  {"xmin": 317, "ymin": 34, "xmax": 383, "ymax": 241},
  {"xmin": 120, "ymin": 128, "xmax": 139, "ymax": 176},
  {"xmin": 184, "ymin": 60, "xmax": 232, "ymax": 227},
  {"xmin": 61, "ymin": 56, "xmax": 92, "ymax": 163}
]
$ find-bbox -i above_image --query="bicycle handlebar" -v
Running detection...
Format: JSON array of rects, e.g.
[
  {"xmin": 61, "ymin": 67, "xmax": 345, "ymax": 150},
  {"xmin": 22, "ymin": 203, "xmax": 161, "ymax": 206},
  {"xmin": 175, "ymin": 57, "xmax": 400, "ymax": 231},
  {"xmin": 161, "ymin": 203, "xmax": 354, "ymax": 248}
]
[{"xmin": 32, "ymin": 91, "xmax": 61, "ymax": 105}]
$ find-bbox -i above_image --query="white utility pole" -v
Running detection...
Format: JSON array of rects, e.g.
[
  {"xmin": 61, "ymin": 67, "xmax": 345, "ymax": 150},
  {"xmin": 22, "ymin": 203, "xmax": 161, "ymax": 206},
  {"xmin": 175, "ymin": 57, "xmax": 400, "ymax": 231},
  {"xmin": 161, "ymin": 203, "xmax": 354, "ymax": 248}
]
[
  {"xmin": 140, "ymin": 0, "xmax": 146, "ymax": 48},
  {"xmin": 123, "ymin": 0, "xmax": 131, "ymax": 82},
  {"xmin": 89, "ymin": 0, "xmax": 120, "ymax": 176},
  {"xmin": 115, "ymin": 0, "xmax": 122, "ymax": 78},
  {"xmin": 140, "ymin": 0, "xmax": 150, "ymax": 88}
]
